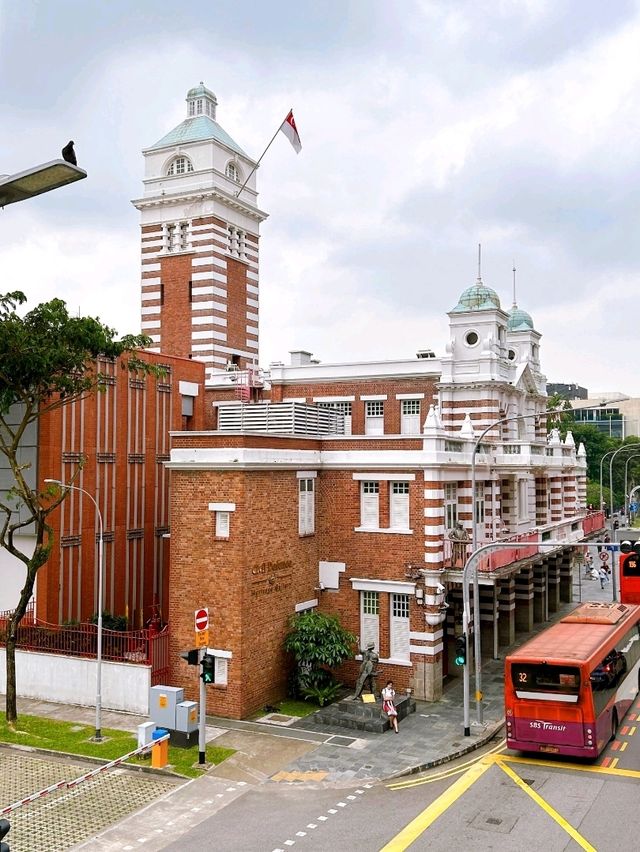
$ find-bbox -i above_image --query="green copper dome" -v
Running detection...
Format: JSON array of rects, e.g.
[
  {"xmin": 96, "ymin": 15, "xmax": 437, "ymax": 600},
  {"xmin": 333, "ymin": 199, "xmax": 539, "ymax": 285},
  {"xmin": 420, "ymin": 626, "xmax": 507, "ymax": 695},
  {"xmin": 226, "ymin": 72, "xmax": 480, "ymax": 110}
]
[
  {"xmin": 451, "ymin": 282, "xmax": 501, "ymax": 313},
  {"xmin": 187, "ymin": 83, "xmax": 216, "ymax": 100},
  {"xmin": 507, "ymin": 306, "xmax": 534, "ymax": 331}
]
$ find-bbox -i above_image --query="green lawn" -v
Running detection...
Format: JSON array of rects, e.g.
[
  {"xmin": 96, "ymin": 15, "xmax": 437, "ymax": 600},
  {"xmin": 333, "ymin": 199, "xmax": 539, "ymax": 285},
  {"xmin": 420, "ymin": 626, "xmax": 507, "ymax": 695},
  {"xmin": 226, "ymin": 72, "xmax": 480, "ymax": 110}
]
[
  {"xmin": 0, "ymin": 714, "xmax": 234, "ymax": 779},
  {"xmin": 248, "ymin": 698, "xmax": 318, "ymax": 720}
]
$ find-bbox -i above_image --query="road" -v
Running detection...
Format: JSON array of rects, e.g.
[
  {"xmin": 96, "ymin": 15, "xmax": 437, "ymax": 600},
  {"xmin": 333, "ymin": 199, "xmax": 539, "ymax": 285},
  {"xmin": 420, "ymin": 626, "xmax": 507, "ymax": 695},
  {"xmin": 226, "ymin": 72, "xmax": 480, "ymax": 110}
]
[{"xmin": 159, "ymin": 697, "xmax": 640, "ymax": 852}]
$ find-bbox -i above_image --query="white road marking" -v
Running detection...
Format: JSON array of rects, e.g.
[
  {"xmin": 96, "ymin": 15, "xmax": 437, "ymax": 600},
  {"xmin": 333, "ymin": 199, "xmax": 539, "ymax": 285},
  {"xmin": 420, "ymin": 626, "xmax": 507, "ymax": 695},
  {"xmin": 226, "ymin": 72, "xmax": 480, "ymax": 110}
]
[
  {"xmin": 307, "ymin": 823, "xmax": 317, "ymax": 829},
  {"xmin": 296, "ymin": 831, "xmax": 306, "ymax": 836},
  {"xmin": 337, "ymin": 802, "xmax": 347, "ymax": 807},
  {"xmin": 328, "ymin": 808, "xmax": 338, "ymax": 814},
  {"xmin": 318, "ymin": 815, "xmax": 328, "ymax": 821}
]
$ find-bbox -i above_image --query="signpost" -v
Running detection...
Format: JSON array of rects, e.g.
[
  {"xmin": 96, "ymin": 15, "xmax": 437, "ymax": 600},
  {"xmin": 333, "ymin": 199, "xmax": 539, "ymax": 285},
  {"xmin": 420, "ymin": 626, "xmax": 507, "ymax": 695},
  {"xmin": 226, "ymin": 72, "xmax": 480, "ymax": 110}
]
[
  {"xmin": 194, "ymin": 607, "xmax": 209, "ymax": 649},
  {"xmin": 194, "ymin": 607, "xmax": 209, "ymax": 765}
]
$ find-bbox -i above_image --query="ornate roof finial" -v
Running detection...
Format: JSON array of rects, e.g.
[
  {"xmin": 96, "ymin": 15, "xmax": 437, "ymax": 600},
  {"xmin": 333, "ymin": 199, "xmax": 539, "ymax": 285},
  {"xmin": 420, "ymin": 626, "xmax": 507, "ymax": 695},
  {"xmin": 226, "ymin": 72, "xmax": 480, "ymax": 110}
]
[
  {"xmin": 477, "ymin": 243, "xmax": 482, "ymax": 283},
  {"xmin": 512, "ymin": 261, "xmax": 517, "ymax": 307}
]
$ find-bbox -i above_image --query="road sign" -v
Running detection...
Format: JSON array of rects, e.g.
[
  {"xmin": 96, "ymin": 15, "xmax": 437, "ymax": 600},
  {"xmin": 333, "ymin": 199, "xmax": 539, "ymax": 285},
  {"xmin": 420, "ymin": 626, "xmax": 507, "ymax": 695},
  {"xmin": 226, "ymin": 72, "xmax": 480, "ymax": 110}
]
[
  {"xmin": 194, "ymin": 608, "xmax": 209, "ymax": 632},
  {"xmin": 195, "ymin": 629, "xmax": 209, "ymax": 648},
  {"xmin": 599, "ymin": 551, "xmax": 609, "ymax": 563}
]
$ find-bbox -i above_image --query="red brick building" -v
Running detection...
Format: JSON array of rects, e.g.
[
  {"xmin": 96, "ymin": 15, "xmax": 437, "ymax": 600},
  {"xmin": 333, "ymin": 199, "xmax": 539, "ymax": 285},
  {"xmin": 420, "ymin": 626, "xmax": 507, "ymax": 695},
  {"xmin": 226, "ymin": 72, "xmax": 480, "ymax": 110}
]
[{"xmin": 165, "ymin": 281, "xmax": 601, "ymax": 719}]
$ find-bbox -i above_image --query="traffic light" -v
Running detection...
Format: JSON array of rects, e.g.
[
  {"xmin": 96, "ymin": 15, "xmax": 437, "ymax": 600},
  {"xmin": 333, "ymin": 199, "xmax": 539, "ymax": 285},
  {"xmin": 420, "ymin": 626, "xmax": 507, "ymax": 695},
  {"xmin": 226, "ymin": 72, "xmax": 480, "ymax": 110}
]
[
  {"xmin": 180, "ymin": 649, "xmax": 199, "ymax": 666},
  {"xmin": 455, "ymin": 634, "xmax": 467, "ymax": 667},
  {"xmin": 0, "ymin": 817, "xmax": 10, "ymax": 852},
  {"xmin": 200, "ymin": 653, "xmax": 215, "ymax": 684}
]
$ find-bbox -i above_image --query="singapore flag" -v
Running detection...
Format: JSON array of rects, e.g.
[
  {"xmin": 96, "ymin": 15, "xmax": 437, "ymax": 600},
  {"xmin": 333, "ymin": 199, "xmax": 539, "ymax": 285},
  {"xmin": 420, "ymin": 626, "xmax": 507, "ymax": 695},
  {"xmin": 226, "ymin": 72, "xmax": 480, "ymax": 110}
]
[{"xmin": 280, "ymin": 110, "xmax": 302, "ymax": 153}]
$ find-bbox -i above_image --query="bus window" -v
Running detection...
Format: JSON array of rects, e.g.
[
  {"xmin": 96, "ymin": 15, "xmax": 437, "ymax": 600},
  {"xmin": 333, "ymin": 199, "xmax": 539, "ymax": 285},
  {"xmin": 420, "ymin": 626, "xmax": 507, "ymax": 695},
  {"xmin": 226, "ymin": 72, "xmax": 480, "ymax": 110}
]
[{"xmin": 511, "ymin": 663, "xmax": 580, "ymax": 699}]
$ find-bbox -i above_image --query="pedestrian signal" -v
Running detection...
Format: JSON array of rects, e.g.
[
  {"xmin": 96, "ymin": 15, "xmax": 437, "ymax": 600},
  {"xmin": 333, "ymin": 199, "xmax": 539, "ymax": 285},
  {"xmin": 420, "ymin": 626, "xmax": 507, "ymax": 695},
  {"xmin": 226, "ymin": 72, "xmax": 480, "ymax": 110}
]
[
  {"xmin": 455, "ymin": 634, "xmax": 467, "ymax": 666},
  {"xmin": 180, "ymin": 649, "xmax": 199, "ymax": 666},
  {"xmin": 200, "ymin": 654, "xmax": 216, "ymax": 684}
]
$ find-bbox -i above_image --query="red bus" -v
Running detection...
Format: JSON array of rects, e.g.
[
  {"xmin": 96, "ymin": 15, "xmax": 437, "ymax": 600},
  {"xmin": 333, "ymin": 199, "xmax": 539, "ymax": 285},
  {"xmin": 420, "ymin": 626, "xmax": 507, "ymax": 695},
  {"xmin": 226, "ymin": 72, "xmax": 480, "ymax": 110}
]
[{"xmin": 505, "ymin": 602, "xmax": 640, "ymax": 758}]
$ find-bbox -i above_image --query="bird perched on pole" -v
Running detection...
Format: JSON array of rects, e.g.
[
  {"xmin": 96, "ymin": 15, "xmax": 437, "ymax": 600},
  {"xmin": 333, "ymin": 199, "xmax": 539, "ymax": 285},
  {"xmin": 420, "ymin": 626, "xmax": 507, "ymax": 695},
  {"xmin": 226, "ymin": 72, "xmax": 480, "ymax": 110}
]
[{"xmin": 61, "ymin": 141, "xmax": 77, "ymax": 165}]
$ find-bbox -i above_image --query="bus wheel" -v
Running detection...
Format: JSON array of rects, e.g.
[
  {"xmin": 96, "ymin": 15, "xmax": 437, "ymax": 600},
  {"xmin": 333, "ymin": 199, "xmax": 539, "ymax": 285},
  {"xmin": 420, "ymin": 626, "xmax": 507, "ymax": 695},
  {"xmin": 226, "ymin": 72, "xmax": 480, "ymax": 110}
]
[{"xmin": 611, "ymin": 710, "xmax": 618, "ymax": 742}]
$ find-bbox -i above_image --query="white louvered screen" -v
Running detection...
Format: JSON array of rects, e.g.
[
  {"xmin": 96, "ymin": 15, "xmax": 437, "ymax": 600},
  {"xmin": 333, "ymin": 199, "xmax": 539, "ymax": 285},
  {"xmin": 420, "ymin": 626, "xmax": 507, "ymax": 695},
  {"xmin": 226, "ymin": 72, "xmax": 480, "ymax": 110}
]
[
  {"xmin": 214, "ymin": 657, "xmax": 228, "ymax": 685},
  {"xmin": 215, "ymin": 511, "xmax": 230, "ymax": 538},
  {"xmin": 390, "ymin": 482, "xmax": 410, "ymax": 529},
  {"xmin": 360, "ymin": 482, "xmax": 379, "ymax": 528},
  {"xmin": 390, "ymin": 594, "xmax": 410, "ymax": 660},
  {"xmin": 361, "ymin": 591, "xmax": 379, "ymax": 651}
]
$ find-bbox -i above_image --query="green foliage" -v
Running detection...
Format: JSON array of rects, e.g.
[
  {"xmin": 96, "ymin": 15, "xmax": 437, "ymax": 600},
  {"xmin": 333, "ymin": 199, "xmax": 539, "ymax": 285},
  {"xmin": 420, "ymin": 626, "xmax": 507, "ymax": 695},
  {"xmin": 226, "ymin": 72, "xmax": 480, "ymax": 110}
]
[
  {"xmin": 284, "ymin": 610, "xmax": 356, "ymax": 702},
  {"xmin": 301, "ymin": 681, "xmax": 343, "ymax": 707},
  {"xmin": 284, "ymin": 610, "xmax": 356, "ymax": 669},
  {"xmin": 89, "ymin": 611, "xmax": 128, "ymax": 631}
]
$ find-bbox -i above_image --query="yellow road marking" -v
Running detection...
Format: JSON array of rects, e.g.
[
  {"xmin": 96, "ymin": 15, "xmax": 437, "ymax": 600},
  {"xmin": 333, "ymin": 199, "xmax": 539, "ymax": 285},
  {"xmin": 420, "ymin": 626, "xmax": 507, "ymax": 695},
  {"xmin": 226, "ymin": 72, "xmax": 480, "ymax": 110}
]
[
  {"xmin": 495, "ymin": 753, "xmax": 640, "ymax": 780},
  {"xmin": 387, "ymin": 739, "xmax": 506, "ymax": 790},
  {"xmin": 621, "ymin": 741, "xmax": 628, "ymax": 752},
  {"xmin": 379, "ymin": 757, "xmax": 494, "ymax": 851},
  {"xmin": 496, "ymin": 760, "xmax": 596, "ymax": 852},
  {"xmin": 610, "ymin": 757, "xmax": 619, "ymax": 769},
  {"xmin": 630, "ymin": 726, "xmax": 637, "ymax": 736}
]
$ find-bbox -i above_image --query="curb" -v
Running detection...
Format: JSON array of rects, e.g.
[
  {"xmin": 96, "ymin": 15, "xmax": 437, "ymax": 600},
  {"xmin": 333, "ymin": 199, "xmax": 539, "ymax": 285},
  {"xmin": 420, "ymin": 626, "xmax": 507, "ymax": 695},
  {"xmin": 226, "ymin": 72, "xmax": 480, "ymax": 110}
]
[{"xmin": 386, "ymin": 719, "xmax": 505, "ymax": 780}]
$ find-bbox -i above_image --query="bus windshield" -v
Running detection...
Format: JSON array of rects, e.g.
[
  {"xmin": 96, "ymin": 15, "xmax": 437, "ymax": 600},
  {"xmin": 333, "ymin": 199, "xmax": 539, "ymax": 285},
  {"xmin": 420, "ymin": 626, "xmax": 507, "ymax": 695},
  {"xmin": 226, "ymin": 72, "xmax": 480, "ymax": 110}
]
[{"xmin": 511, "ymin": 663, "xmax": 580, "ymax": 697}]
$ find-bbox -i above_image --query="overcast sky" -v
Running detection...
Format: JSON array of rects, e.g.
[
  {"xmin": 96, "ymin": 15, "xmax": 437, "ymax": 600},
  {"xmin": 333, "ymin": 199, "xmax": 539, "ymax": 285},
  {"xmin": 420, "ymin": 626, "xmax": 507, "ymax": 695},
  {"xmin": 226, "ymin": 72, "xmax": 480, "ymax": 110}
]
[{"xmin": 1, "ymin": 0, "xmax": 639, "ymax": 394}]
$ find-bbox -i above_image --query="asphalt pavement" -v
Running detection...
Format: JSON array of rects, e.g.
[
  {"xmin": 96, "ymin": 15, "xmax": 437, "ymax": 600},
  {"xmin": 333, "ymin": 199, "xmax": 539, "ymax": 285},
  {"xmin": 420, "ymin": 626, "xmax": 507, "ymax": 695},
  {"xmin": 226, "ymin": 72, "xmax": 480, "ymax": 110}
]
[{"xmin": 0, "ymin": 562, "xmax": 615, "ymax": 850}]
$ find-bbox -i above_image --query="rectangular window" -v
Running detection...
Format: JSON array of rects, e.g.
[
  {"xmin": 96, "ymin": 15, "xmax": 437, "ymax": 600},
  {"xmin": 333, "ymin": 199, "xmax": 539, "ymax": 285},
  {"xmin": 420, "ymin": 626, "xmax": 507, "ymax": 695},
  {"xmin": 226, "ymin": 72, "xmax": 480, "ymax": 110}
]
[
  {"xmin": 365, "ymin": 400, "xmax": 384, "ymax": 435},
  {"xmin": 214, "ymin": 657, "xmax": 228, "ymax": 685},
  {"xmin": 475, "ymin": 483, "xmax": 485, "ymax": 526},
  {"xmin": 361, "ymin": 591, "xmax": 379, "ymax": 651},
  {"xmin": 215, "ymin": 511, "xmax": 230, "ymax": 538},
  {"xmin": 166, "ymin": 223, "xmax": 176, "ymax": 252},
  {"xmin": 180, "ymin": 222, "xmax": 189, "ymax": 250},
  {"xmin": 390, "ymin": 481, "xmax": 410, "ymax": 529},
  {"xmin": 298, "ymin": 478, "xmax": 315, "ymax": 535},
  {"xmin": 390, "ymin": 593, "xmax": 410, "ymax": 660},
  {"xmin": 360, "ymin": 481, "xmax": 380, "ymax": 528},
  {"xmin": 445, "ymin": 483, "xmax": 458, "ymax": 530},
  {"xmin": 401, "ymin": 399, "xmax": 421, "ymax": 435},
  {"xmin": 196, "ymin": 99, "xmax": 203, "ymax": 114}
]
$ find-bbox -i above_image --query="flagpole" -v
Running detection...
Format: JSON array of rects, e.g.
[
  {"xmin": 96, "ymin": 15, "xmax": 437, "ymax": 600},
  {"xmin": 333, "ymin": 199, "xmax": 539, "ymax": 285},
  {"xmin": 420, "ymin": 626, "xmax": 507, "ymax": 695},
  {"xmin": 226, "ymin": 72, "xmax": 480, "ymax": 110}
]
[{"xmin": 235, "ymin": 111, "xmax": 291, "ymax": 200}]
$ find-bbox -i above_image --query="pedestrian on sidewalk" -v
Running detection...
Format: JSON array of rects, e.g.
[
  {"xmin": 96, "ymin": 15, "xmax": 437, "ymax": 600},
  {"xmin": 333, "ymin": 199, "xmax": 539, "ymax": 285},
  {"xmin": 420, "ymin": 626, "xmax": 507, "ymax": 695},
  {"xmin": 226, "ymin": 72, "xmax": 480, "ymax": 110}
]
[
  {"xmin": 382, "ymin": 681, "xmax": 399, "ymax": 733},
  {"xmin": 598, "ymin": 566, "xmax": 609, "ymax": 589},
  {"xmin": 584, "ymin": 552, "xmax": 594, "ymax": 577}
]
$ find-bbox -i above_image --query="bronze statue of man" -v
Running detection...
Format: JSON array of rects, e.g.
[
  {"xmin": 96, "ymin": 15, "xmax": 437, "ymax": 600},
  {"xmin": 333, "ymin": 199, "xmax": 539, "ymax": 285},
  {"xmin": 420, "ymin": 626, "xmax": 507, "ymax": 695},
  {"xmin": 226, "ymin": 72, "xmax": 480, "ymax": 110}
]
[
  {"xmin": 448, "ymin": 521, "xmax": 469, "ymax": 567},
  {"xmin": 353, "ymin": 641, "xmax": 380, "ymax": 699}
]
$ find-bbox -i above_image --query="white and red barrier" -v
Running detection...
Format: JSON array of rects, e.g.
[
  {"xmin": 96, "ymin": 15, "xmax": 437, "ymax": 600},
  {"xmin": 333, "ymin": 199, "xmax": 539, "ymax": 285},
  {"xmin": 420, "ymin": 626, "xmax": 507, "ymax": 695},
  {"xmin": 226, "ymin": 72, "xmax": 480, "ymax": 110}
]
[{"xmin": 0, "ymin": 732, "xmax": 170, "ymax": 817}]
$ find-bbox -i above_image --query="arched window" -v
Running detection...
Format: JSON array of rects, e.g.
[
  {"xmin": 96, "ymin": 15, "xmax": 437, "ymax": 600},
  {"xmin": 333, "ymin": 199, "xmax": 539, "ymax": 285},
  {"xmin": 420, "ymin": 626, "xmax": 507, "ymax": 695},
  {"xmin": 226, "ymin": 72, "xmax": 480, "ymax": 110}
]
[
  {"xmin": 167, "ymin": 156, "xmax": 194, "ymax": 176},
  {"xmin": 225, "ymin": 162, "xmax": 240, "ymax": 183}
]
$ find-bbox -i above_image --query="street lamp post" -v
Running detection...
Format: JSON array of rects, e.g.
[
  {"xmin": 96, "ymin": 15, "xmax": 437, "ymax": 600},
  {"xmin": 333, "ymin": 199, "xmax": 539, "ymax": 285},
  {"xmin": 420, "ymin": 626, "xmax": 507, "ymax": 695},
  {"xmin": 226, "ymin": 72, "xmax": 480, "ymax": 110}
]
[
  {"xmin": 462, "ymin": 536, "xmax": 613, "ymax": 736},
  {"xmin": 45, "ymin": 479, "xmax": 104, "ymax": 741},
  {"xmin": 470, "ymin": 408, "xmax": 557, "ymax": 725},
  {"xmin": 599, "ymin": 450, "xmax": 616, "ymax": 513},
  {"xmin": 0, "ymin": 160, "xmax": 86, "ymax": 207},
  {"xmin": 624, "ymin": 454, "xmax": 640, "ymax": 519},
  {"xmin": 609, "ymin": 443, "xmax": 640, "ymax": 598}
]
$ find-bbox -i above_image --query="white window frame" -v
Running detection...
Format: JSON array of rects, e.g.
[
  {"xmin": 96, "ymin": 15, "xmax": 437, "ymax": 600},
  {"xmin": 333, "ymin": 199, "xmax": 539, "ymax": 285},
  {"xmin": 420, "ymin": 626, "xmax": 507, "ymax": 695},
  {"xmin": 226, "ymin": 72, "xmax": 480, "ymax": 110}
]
[
  {"xmin": 298, "ymin": 477, "xmax": 315, "ymax": 536},
  {"xmin": 360, "ymin": 591, "xmax": 380, "ymax": 652},
  {"xmin": 316, "ymin": 400, "xmax": 352, "ymax": 435},
  {"xmin": 390, "ymin": 593, "xmax": 410, "ymax": 661},
  {"xmin": 365, "ymin": 400, "xmax": 384, "ymax": 435},
  {"xmin": 390, "ymin": 481, "xmax": 410, "ymax": 530},
  {"xmin": 400, "ymin": 399, "xmax": 421, "ymax": 435},
  {"xmin": 167, "ymin": 156, "xmax": 194, "ymax": 177},
  {"xmin": 225, "ymin": 162, "xmax": 240, "ymax": 182},
  {"xmin": 518, "ymin": 479, "xmax": 528, "ymax": 521},
  {"xmin": 445, "ymin": 482, "xmax": 458, "ymax": 530},
  {"xmin": 215, "ymin": 511, "xmax": 230, "ymax": 538},
  {"xmin": 360, "ymin": 481, "xmax": 380, "ymax": 529}
]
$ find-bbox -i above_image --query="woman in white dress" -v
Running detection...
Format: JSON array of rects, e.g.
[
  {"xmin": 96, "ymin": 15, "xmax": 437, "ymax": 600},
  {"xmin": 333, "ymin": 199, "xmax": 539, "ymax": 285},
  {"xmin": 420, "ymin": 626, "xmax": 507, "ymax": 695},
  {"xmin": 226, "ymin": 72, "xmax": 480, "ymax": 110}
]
[{"xmin": 381, "ymin": 681, "xmax": 399, "ymax": 733}]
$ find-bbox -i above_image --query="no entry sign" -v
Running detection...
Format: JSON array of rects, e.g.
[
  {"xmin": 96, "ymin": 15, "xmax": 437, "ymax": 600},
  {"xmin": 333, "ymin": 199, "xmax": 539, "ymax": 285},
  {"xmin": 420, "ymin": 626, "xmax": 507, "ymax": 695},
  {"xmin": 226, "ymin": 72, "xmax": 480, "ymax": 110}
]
[{"xmin": 194, "ymin": 608, "xmax": 209, "ymax": 632}]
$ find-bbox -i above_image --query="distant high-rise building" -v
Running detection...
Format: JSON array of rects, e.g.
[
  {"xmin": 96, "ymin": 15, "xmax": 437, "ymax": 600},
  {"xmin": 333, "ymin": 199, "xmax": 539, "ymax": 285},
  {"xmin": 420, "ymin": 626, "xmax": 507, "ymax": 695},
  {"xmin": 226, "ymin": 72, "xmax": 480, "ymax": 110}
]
[
  {"xmin": 546, "ymin": 382, "xmax": 588, "ymax": 400},
  {"xmin": 132, "ymin": 84, "xmax": 268, "ymax": 376}
]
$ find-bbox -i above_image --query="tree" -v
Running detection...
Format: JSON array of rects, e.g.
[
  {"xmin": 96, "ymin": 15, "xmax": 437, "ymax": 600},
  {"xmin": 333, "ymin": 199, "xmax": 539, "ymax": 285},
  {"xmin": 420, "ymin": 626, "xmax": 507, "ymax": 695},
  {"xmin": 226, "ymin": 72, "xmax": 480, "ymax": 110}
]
[
  {"xmin": 284, "ymin": 610, "xmax": 356, "ymax": 705},
  {"xmin": 0, "ymin": 291, "xmax": 152, "ymax": 726}
]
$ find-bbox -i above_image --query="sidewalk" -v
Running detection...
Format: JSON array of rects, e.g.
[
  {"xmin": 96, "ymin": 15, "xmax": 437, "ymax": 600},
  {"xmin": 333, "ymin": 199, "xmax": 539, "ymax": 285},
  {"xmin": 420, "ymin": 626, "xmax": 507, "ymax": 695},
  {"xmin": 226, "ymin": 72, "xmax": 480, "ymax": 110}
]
[{"xmin": 1, "ymin": 565, "xmax": 614, "ymax": 790}]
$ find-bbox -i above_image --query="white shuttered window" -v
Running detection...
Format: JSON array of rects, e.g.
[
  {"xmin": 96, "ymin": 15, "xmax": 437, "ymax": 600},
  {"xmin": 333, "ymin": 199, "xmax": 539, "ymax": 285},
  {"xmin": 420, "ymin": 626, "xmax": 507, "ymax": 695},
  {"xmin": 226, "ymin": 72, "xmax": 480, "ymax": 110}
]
[
  {"xmin": 360, "ymin": 481, "xmax": 380, "ymax": 528},
  {"xmin": 365, "ymin": 401, "xmax": 384, "ymax": 435},
  {"xmin": 401, "ymin": 399, "xmax": 421, "ymax": 435},
  {"xmin": 361, "ymin": 591, "xmax": 380, "ymax": 652},
  {"xmin": 390, "ymin": 482, "xmax": 410, "ymax": 529},
  {"xmin": 390, "ymin": 594, "xmax": 410, "ymax": 660},
  {"xmin": 298, "ymin": 478, "xmax": 315, "ymax": 535}
]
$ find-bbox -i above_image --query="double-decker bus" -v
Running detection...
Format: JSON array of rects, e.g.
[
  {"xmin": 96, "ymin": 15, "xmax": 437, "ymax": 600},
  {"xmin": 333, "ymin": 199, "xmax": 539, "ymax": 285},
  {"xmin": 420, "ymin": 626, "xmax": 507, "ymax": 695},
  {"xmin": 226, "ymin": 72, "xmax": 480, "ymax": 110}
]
[{"xmin": 505, "ymin": 601, "xmax": 640, "ymax": 758}]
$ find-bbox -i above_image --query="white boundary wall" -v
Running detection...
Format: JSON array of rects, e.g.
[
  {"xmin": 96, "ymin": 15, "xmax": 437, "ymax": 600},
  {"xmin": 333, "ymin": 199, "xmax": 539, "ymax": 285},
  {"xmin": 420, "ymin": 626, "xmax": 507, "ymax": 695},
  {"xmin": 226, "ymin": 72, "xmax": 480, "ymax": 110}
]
[{"xmin": 0, "ymin": 649, "xmax": 150, "ymax": 714}]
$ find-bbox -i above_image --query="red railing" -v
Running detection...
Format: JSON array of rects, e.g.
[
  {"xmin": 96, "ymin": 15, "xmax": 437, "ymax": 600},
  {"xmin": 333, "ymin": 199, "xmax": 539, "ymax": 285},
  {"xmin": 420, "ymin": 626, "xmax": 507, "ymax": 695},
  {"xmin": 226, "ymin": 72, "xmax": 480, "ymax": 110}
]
[
  {"xmin": 583, "ymin": 510, "xmax": 606, "ymax": 535},
  {"xmin": 0, "ymin": 616, "xmax": 170, "ymax": 680},
  {"xmin": 0, "ymin": 601, "xmax": 35, "ymax": 627}
]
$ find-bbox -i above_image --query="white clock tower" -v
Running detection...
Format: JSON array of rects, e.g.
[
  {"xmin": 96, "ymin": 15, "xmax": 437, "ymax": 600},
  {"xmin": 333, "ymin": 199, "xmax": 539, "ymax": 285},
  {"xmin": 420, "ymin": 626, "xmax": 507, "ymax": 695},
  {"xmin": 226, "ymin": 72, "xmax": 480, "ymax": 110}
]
[{"xmin": 132, "ymin": 84, "xmax": 268, "ymax": 375}]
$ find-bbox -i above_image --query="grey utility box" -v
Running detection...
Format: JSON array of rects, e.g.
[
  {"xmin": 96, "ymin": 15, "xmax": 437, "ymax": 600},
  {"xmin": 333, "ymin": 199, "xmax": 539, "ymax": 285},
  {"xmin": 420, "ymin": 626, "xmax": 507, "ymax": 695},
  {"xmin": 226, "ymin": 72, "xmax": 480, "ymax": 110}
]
[
  {"xmin": 176, "ymin": 700, "xmax": 198, "ymax": 734},
  {"xmin": 149, "ymin": 685, "xmax": 184, "ymax": 730}
]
